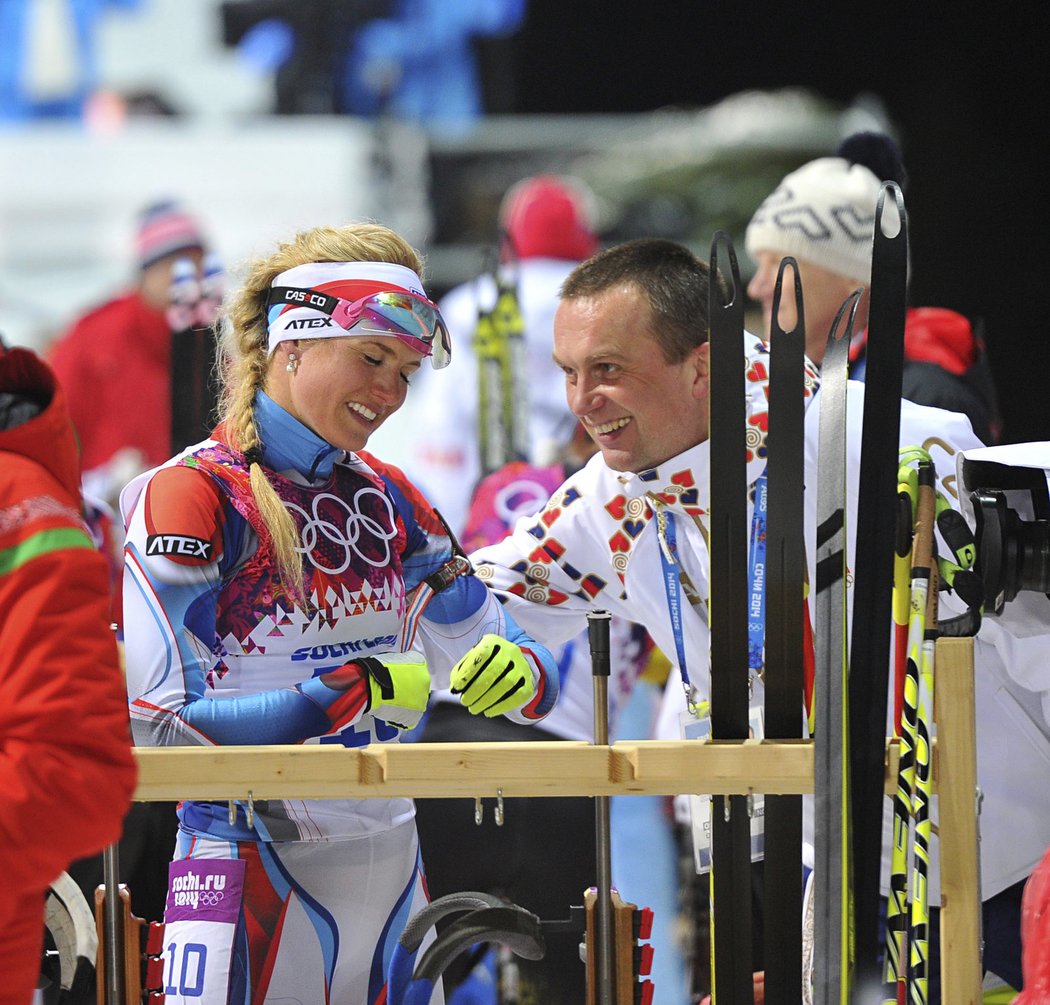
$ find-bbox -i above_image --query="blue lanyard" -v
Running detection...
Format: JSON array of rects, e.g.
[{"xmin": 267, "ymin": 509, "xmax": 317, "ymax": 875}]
[
  {"xmin": 747, "ymin": 471, "xmax": 768, "ymax": 674},
  {"xmin": 656, "ymin": 509, "xmax": 694, "ymax": 692},
  {"xmin": 656, "ymin": 468, "xmax": 769, "ymax": 697}
]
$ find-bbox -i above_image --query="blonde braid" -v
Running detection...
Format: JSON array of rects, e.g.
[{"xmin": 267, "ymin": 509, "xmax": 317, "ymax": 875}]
[{"xmin": 214, "ymin": 223, "xmax": 425, "ymax": 598}]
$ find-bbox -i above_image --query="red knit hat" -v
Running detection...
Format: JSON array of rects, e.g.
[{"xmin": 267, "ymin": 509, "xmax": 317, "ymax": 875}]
[{"xmin": 498, "ymin": 175, "xmax": 599, "ymax": 262}]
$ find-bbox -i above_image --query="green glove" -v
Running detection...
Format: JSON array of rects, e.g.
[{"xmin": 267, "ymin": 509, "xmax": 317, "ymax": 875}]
[
  {"xmin": 451, "ymin": 634, "xmax": 536, "ymax": 717},
  {"xmin": 360, "ymin": 653, "xmax": 431, "ymax": 730}
]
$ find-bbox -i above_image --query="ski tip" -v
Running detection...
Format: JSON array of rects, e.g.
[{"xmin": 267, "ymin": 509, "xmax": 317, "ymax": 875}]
[{"xmin": 708, "ymin": 231, "xmax": 741, "ymax": 305}]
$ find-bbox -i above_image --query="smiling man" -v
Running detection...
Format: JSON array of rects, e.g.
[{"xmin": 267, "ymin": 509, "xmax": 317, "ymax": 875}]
[
  {"xmin": 552, "ymin": 242, "xmax": 712, "ymax": 474},
  {"xmin": 470, "ymin": 236, "xmax": 1050, "ymax": 1002}
]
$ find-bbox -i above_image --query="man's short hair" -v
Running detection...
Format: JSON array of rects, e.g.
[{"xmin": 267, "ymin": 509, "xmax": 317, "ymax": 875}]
[{"xmin": 559, "ymin": 238, "xmax": 726, "ymax": 363}]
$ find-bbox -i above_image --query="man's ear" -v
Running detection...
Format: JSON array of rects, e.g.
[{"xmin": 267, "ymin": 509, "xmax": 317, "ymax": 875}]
[{"xmin": 690, "ymin": 342, "xmax": 711, "ymax": 400}]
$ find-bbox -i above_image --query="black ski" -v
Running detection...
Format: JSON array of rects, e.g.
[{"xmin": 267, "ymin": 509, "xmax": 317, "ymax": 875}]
[
  {"xmin": 763, "ymin": 258, "xmax": 806, "ymax": 1005},
  {"xmin": 707, "ymin": 231, "xmax": 754, "ymax": 1004},
  {"xmin": 847, "ymin": 182, "xmax": 909, "ymax": 996},
  {"xmin": 813, "ymin": 290, "xmax": 862, "ymax": 1005}
]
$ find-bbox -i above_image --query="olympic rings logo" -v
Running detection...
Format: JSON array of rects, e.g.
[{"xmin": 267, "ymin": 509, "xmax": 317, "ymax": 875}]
[
  {"xmin": 199, "ymin": 890, "xmax": 224, "ymax": 906},
  {"xmin": 286, "ymin": 488, "xmax": 398, "ymax": 574}
]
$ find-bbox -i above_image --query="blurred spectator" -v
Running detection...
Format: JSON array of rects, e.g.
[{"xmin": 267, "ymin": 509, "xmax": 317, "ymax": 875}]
[
  {"xmin": 343, "ymin": 0, "xmax": 527, "ymax": 134},
  {"xmin": 0, "ymin": 0, "xmax": 143, "ymax": 123},
  {"xmin": 0, "ymin": 337, "xmax": 136, "ymax": 1001},
  {"xmin": 222, "ymin": 0, "xmax": 388, "ymax": 114},
  {"xmin": 383, "ymin": 173, "xmax": 599, "ymax": 533},
  {"xmin": 47, "ymin": 198, "xmax": 209, "ymax": 509},
  {"xmin": 224, "ymin": 0, "xmax": 525, "ymax": 132}
]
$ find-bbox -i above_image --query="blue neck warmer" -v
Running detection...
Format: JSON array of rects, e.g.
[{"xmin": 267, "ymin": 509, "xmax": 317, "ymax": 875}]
[{"xmin": 254, "ymin": 390, "xmax": 343, "ymax": 481}]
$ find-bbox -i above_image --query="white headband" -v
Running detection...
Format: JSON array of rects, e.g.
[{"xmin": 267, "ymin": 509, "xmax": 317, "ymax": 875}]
[{"xmin": 266, "ymin": 261, "xmax": 427, "ymax": 353}]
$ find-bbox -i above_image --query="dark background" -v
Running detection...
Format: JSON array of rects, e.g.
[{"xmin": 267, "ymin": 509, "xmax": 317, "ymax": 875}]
[{"xmin": 501, "ymin": 5, "xmax": 1047, "ymax": 445}]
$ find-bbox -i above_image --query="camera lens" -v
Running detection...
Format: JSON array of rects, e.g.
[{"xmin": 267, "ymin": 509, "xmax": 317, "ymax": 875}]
[
  {"xmin": 973, "ymin": 490, "xmax": 1050, "ymax": 613},
  {"xmin": 1005, "ymin": 506, "xmax": 1050, "ymax": 595}
]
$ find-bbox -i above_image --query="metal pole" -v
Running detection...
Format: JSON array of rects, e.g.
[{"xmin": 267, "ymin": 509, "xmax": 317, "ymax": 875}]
[
  {"xmin": 102, "ymin": 842, "xmax": 125, "ymax": 1005},
  {"xmin": 588, "ymin": 609, "xmax": 615, "ymax": 1005}
]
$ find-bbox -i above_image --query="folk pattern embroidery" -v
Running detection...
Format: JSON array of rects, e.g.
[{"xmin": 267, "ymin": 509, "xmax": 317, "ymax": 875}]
[{"xmin": 476, "ymin": 343, "xmax": 819, "ymax": 609}]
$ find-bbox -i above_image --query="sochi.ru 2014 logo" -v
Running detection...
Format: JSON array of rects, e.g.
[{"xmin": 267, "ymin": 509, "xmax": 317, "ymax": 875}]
[{"xmin": 171, "ymin": 869, "xmax": 228, "ymax": 909}]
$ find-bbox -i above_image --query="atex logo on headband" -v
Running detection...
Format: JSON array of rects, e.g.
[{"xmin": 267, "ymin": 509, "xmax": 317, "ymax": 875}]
[{"xmin": 266, "ymin": 261, "xmax": 451, "ymax": 369}]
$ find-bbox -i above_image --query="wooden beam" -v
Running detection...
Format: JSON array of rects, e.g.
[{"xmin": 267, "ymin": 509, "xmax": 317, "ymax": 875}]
[
  {"xmin": 132, "ymin": 738, "xmax": 816, "ymax": 802},
  {"xmin": 133, "ymin": 736, "xmax": 950, "ymax": 801}
]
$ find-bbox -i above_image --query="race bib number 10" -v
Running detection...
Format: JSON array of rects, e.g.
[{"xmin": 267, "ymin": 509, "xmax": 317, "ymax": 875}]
[{"xmin": 162, "ymin": 858, "xmax": 245, "ymax": 1002}]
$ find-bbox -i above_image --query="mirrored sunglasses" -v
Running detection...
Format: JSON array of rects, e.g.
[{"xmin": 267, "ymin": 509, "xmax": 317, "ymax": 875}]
[{"xmin": 268, "ymin": 286, "xmax": 451, "ymax": 368}]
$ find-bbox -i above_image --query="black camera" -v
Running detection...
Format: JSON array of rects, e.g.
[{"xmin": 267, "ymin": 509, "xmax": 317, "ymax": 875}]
[{"xmin": 959, "ymin": 447, "xmax": 1050, "ymax": 616}]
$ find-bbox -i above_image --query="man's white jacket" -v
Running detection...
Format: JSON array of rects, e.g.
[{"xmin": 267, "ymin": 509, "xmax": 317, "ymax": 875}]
[{"xmin": 471, "ymin": 331, "xmax": 1050, "ymax": 903}]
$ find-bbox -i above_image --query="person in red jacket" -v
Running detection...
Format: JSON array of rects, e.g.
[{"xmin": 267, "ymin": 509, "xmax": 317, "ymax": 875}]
[
  {"xmin": 1014, "ymin": 842, "xmax": 1050, "ymax": 1003},
  {"xmin": 48, "ymin": 199, "xmax": 208, "ymax": 508},
  {"xmin": 0, "ymin": 338, "xmax": 137, "ymax": 1002}
]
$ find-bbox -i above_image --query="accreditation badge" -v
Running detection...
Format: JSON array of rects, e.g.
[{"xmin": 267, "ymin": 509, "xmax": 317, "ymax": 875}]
[{"xmin": 682, "ymin": 705, "xmax": 766, "ymax": 874}]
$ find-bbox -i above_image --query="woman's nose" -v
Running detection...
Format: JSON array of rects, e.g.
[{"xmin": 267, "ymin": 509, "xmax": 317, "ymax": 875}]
[{"xmin": 375, "ymin": 371, "xmax": 405, "ymax": 405}]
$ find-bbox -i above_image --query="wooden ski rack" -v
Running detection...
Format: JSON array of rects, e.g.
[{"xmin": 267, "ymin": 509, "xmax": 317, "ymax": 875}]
[
  {"xmin": 102, "ymin": 636, "xmax": 981, "ymax": 1004},
  {"xmin": 583, "ymin": 888, "xmax": 654, "ymax": 1005}
]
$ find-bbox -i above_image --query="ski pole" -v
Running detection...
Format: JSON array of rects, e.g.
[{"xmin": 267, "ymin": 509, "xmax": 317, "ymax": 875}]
[
  {"xmin": 908, "ymin": 472, "xmax": 938, "ymax": 1005},
  {"xmin": 588, "ymin": 609, "xmax": 615, "ymax": 1005},
  {"xmin": 101, "ymin": 842, "xmax": 125, "ymax": 1005},
  {"xmin": 884, "ymin": 466, "xmax": 919, "ymax": 1001},
  {"xmin": 883, "ymin": 458, "xmax": 936, "ymax": 1002}
]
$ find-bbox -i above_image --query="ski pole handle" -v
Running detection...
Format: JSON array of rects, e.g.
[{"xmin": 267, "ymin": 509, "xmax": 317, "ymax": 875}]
[
  {"xmin": 588, "ymin": 608, "xmax": 611, "ymax": 677},
  {"xmin": 588, "ymin": 610, "xmax": 611, "ymax": 750}
]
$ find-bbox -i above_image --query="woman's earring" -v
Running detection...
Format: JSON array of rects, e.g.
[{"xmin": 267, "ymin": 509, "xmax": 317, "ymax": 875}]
[{"xmin": 286, "ymin": 352, "xmax": 298, "ymax": 373}]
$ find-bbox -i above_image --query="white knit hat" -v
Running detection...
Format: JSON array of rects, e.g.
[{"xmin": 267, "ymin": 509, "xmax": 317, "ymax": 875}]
[{"xmin": 744, "ymin": 157, "xmax": 884, "ymax": 285}]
